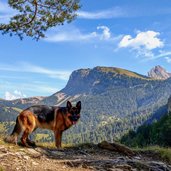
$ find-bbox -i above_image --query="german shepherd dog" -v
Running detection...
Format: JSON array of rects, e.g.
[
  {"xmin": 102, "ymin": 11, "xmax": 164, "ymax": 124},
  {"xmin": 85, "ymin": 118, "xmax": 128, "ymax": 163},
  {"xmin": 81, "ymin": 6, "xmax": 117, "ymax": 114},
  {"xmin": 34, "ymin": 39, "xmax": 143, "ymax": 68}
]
[{"xmin": 5, "ymin": 101, "xmax": 81, "ymax": 148}]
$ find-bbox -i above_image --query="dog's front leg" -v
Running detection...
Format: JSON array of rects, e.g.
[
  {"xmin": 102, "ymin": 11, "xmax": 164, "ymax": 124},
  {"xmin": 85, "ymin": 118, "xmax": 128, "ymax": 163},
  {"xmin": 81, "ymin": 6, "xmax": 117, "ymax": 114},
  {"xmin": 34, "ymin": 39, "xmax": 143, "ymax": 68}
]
[{"xmin": 54, "ymin": 130, "xmax": 63, "ymax": 149}]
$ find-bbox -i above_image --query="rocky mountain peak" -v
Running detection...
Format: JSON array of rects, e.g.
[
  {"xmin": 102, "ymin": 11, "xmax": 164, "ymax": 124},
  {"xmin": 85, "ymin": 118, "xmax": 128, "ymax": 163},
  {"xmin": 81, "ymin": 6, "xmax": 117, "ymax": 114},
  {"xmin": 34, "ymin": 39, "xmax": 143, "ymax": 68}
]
[
  {"xmin": 60, "ymin": 66, "xmax": 149, "ymax": 95},
  {"xmin": 148, "ymin": 65, "xmax": 171, "ymax": 80}
]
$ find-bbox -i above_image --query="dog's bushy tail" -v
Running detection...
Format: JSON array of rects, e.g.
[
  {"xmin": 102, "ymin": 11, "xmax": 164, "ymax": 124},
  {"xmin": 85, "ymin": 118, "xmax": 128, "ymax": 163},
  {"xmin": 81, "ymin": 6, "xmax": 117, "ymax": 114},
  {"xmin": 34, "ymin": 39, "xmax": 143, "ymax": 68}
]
[{"xmin": 4, "ymin": 117, "xmax": 22, "ymax": 144}]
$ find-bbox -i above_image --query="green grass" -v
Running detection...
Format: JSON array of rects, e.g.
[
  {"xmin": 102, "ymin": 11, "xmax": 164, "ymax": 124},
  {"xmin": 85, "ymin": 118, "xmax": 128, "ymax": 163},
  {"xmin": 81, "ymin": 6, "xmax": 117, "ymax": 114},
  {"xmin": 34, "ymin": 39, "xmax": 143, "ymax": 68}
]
[
  {"xmin": 135, "ymin": 146, "xmax": 171, "ymax": 164},
  {"xmin": 0, "ymin": 136, "xmax": 6, "ymax": 146},
  {"xmin": 0, "ymin": 123, "xmax": 5, "ymax": 133},
  {"xmin": 96, "ymin": 66, "xmax": 156, "ymax": 80},
  {"xmin": 35, "ymin": 133, "xmax": 49, "ymax": 142},
  {"xmin": 12, "ymin": 107, "xmax": 22, "ymax": 113},
  {"xmin": 36, "ymin": 141, "xmax": 56, "ymax": 149},
  {"xmin": 6, "ymin": 107, "xmax": 22, "ymax": 113},
  {"xmin": 36, "ymin": 141, "xmax": 75, "ymax": 149},
  {"xmin": 0, "ymin": 166, "xmax": 4, "ymax": 171},
  {"xmin": 0, "ymin": 134, "xmax": 33, "ymax": 152}
]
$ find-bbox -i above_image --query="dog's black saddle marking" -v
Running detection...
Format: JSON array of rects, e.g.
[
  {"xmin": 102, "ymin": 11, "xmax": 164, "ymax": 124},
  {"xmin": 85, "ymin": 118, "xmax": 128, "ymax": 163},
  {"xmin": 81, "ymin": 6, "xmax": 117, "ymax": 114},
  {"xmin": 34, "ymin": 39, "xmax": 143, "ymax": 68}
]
[{"xmin": 26, "ymin": 105, "xmax": 57, "ymax": 123}]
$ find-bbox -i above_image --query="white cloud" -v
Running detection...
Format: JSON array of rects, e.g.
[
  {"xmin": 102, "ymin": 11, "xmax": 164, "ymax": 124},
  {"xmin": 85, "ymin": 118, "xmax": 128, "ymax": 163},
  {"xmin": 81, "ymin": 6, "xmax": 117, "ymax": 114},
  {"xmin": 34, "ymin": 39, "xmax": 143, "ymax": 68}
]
[
  {"xmin": 0, "ymin": 62, "xmax": 71, "ymax": 80},
  {"xmin": 119, "ymin": 31, "xmax": 163, "ymax": 50},
  {"xmin": 46, "ymin": 28, "xmax": 97, "ymax": 42},
  {"xmin": 1, "ymin": 81, "xmax": 59, "ymax": 98},
  {"xmin": 156, "ymin": 51, "xmax": 171, "ymax": 59},
  {"xmin": 118, "ymin": 31, "xmax": 164, "ymax": 58},
  {"xmin": 97, "ymin": 26, "xmax": 111, "ymax": 40},
  {"xmin": 45, "ymin": 25, "xmax": 115, "ymax": 42},
  {"xmin": 142, "ymin": 51, "xmax": 171, "ymax": 62},
  {"xmin": 77, "ymin": 7, "xmax": 124, "ymax": 19},
  {"xmin": 77, "ymin": 7, "xmax": 171, "ymax": 20},
  {"xmin": 165, "ymin": 57, "xmax": 171, "ymax": 63},
  {"xmin": 5, "ymin": 90, "xmax": 27, "ymax": 100}
]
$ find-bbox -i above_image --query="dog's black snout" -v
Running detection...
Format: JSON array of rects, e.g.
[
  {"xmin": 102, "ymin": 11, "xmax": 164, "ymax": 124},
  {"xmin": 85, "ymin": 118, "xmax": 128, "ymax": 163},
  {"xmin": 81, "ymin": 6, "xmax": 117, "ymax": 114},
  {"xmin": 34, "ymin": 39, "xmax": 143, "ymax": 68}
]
[
  {"xmin": 69, "ymin": 113, "xmax": 80, "ymax": 122},
  {"xmin": 72, "ymin": 115, "xmax": 79, "ymax": 121}
]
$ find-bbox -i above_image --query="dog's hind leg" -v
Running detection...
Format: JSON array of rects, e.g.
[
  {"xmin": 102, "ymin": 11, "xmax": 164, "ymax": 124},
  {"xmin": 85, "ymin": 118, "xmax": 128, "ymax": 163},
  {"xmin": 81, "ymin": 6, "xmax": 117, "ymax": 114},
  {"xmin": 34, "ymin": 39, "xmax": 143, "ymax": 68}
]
[
  {"xmin": 19, "ymin": 111, "xmax": 36, "ymax": 147},
  {"xmin": 21, "ymin": 126, "xmax": 36, "ymax": 147},
  {"xmin": 21, "ymin": 127, "xmax": 36, "ymax": 147},
  {"xmin": 21, "ymin": 128, "xmax": 31, "ymax": 147}
]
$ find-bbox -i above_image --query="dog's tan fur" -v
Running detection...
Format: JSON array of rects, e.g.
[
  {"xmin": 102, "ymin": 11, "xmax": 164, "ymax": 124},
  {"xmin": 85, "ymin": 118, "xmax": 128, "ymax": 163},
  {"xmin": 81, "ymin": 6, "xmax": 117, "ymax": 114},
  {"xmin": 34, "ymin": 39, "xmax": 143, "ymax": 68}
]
[{"xmin": 5, "ymin": 101, "xmax": 81, "ymax": 148}]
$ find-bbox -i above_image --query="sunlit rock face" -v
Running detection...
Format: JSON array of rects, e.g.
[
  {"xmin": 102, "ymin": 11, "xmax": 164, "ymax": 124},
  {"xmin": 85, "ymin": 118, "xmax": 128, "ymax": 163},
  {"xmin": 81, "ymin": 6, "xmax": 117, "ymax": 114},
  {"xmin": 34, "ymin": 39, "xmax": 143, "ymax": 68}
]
[{"xmin": 148, "ymin": 65, "xmax": 171, "ymax": 80}]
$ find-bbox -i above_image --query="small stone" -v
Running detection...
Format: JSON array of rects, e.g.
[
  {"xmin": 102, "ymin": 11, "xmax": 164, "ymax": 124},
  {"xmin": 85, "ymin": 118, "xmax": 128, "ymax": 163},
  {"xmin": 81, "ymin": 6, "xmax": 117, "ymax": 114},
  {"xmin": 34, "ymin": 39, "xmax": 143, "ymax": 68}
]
[
  {"xmin": 15, "ymin": 152, "xmax": 26, "ymax": 156},
  {"xmin": 109, "ymin": 168, "xmax": 123, "ymax": 171},
  {"xmin": 23, "ymin": 155, "xmax": 30, "ymax": 160},
  {"xmin": 116, "ymin": 164, "xmax": 132, "ymax": 171},
  {"xmin": 134, "ymin": 156, "xmax": 141, "ymax": 160},
  {"xmin": 149, "ymin": 161, "xmax": 165, "ymax": 165},
  {"xmin": 32, "ymin": 161, "xmax": 39, "ymax": 166},
  {"xmin": 0, "ymin": 153, "xmax": 4, "ymax": 157},
  {"xmin": 49, "ymin": 150, "xmax": 63, "ymax": 156},
  {"xmin": 27, "ymin": 148, "xmax": 42, "ymax": 158},
  {"xmin": 19, "ymin": 149, "xmax": 25, "ymax": 152},
  {"xmin": 117, "ymin": 157, "xmax": 125, "ymax": 161},
  {"xmin": 0, "ymin": 147, "xmax": 7, "ymax": 153}
]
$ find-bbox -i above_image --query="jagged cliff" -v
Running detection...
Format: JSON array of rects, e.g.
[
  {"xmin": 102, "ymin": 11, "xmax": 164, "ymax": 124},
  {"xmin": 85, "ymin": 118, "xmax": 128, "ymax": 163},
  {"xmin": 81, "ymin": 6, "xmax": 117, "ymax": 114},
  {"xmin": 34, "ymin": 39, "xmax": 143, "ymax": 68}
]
[{"xmin": 148, "ymin": 65, "xmax": 171, "ymax": 80}]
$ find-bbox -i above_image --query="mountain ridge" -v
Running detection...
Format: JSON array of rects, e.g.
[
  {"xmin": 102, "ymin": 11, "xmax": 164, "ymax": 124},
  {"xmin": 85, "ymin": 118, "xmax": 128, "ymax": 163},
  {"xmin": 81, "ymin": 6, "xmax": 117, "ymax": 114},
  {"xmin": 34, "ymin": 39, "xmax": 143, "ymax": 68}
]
[{"xmin": 1, "ymin": 66, "xmax": 171, "ymax": 144}]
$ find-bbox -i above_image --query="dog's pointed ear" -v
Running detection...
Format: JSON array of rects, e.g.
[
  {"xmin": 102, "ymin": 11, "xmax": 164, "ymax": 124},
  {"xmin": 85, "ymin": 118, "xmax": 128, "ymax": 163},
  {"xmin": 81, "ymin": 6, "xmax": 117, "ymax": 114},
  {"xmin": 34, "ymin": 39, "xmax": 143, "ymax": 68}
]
[
  {"xmin": 67, "ymin": 101, "xmax": 72, "ymax": 110},
  {"xmin": 76, "ymin": 101, "xmax": 81, "ymax": 110}
]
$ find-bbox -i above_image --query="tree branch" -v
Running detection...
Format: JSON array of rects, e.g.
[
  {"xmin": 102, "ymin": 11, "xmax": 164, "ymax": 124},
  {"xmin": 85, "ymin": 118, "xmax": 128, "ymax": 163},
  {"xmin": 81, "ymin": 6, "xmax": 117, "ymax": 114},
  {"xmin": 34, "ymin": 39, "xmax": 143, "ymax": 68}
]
[{"xmin": 20, "ymin": 0, "xmax": 38, "ymax": 27}]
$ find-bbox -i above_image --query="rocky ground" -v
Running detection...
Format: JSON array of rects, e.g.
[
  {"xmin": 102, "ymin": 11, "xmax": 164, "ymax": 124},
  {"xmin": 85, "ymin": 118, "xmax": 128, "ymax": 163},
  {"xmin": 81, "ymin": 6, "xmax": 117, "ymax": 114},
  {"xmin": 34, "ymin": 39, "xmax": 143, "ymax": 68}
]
[{"xmin": 0, "ymin": 141, "xmax": 171, "ymax": 171}]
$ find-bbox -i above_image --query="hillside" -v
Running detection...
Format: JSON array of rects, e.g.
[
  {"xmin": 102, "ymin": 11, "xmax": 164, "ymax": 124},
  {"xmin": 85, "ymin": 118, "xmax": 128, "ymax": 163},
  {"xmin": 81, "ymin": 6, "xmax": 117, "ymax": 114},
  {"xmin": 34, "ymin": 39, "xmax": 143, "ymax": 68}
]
[
  {"xmin": 41, "ymin": 66, "xmax": 171, "ymax": 144},
  {"xmin": 121, "ymin": 112, "xmax": 171, "ymax": 147},
  {"xmin": 0, "ymin": 96, "xmax": 45, "ymax": 122},
  {"xmin": 1, "ymin": 66, "xmax": 171, "ymax": 144},
  {"xmin": 0, "ymin": 105, "xmax": 20, "ymax": 122}
]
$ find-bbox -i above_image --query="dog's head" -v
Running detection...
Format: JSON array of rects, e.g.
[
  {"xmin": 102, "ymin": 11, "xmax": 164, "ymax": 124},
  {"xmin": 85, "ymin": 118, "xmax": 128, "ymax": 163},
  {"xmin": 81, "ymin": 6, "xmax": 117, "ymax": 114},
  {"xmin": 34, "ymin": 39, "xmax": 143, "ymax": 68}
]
[{"xmin": 67, "ymin": 101, "xmax": 81, "ymax": 124}]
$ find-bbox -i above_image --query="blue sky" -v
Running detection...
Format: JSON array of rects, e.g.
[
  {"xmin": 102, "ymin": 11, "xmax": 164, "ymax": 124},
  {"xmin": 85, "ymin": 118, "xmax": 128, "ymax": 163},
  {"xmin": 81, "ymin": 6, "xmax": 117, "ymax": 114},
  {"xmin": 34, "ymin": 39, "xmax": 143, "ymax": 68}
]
[{"xmin": 0, "ymin": 0, "xmax": 171, "ymax": 99}]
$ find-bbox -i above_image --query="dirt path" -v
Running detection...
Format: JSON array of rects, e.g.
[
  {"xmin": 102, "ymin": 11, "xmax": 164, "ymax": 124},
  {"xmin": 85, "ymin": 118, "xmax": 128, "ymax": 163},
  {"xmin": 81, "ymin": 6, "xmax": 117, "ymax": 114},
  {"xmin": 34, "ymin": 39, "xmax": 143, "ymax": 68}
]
[{"xmin": 0, "ymin": 143, "xmax": 171, "ymax": 171}]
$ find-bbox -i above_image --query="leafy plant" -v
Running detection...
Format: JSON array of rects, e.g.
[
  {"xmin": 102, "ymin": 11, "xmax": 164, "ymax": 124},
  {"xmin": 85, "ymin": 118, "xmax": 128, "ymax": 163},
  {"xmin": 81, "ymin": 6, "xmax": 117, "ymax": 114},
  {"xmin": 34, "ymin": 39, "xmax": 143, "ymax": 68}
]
[{"xmin": 0, "ymin": 0, "xmax": 80, "ymax": 40}]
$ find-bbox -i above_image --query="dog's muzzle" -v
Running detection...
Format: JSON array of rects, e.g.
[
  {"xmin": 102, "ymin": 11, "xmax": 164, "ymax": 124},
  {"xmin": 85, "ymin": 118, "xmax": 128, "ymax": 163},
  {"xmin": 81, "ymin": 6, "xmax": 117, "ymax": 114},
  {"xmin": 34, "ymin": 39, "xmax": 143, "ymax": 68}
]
[{"xmin": 69, "ymin": 114, "xmax": 80, "ymax": 124}]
